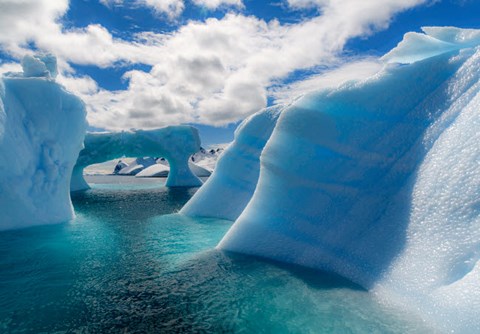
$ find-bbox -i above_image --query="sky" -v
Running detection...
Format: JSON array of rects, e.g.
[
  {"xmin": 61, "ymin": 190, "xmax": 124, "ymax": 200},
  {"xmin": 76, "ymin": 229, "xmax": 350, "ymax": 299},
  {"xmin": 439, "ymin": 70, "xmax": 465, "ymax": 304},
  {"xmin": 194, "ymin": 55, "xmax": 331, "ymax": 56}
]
[{"xmin": 0, "ymin": 0, "xmax": 479, "ymax": 145}]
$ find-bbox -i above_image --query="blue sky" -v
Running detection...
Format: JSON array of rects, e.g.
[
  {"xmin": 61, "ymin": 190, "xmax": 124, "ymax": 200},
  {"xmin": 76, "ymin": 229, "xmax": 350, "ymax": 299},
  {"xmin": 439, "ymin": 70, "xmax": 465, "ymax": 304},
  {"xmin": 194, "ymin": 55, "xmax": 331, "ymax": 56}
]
[{"xmin": 0, "ymin": 0, "xmax": 479, "ymax": 145}]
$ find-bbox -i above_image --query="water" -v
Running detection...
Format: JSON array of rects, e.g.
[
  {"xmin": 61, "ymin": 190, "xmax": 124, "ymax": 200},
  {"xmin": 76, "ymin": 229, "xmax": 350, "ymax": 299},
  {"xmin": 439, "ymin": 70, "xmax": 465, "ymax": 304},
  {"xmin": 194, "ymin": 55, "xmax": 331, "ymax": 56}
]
[{"xmin": 0, "ymin": 176, "xmax": 432, "ymax": 333}]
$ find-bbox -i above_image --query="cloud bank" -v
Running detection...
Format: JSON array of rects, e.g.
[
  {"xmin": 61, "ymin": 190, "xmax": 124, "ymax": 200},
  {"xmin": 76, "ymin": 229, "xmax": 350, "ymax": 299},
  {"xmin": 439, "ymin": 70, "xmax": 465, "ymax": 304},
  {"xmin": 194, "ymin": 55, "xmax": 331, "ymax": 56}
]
[{"xmin": 0, "ymin": 0, "xmax": 429, "ymax": 130}]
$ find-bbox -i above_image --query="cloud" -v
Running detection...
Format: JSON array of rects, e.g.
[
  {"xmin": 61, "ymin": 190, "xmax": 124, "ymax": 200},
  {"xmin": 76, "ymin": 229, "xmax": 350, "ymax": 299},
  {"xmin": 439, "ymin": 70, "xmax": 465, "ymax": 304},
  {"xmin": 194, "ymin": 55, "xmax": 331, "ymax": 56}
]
[
  {"xmin": 100, "ymin": 0, "xmax": 243, "ymax": 18},
  {"xmin": 0, "ymin": 0, "xmax": 431, "ymax": 130},
  {"xmin": 193, "ymin": 0, "xmax": 243, "ymax": 10}
]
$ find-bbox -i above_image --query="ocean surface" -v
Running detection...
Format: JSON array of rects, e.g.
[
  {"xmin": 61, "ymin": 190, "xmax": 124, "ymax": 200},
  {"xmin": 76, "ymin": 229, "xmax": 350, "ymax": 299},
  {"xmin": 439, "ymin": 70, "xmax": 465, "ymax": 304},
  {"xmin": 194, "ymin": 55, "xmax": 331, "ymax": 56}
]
[{"xmin": 0, "ymin": 176, "xmax": 432, "ymax": 333}]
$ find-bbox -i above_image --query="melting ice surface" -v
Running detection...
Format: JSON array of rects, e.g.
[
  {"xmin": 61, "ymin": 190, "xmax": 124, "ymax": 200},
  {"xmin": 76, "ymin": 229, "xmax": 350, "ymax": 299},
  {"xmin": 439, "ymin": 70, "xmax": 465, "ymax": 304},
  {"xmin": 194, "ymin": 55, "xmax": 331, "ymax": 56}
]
[
  {"xmin": 182, "ymin": 27, "xmax": 480, "ymax": 332},
  {"xmin": 0, "ymin": 176, "xmax": 434, "ymax": 333}
]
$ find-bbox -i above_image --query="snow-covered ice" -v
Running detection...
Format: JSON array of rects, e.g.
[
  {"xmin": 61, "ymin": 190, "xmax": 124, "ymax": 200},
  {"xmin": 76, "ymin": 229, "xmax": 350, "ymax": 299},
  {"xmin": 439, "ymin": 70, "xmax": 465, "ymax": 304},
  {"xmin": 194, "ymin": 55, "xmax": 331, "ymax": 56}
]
[
  {"xmin": 0, "ymin": 55, "xmax": 87, "ymax": 230},
  {"xmin": 71, "ymin": 126, "xmax": 203, "ymax": 191},
  {"xmin": 136, "ymin": 163, "xmax": 170, "ymax": 177},
  {"xmin": 117, "ymin": 157, "xmax": 156, "ymax": 175},
  {"xmin": 181, "ymin": 27, "xmax": 480, "ymax": 333},
  {"xmin": 190, "ymin": 145, "xmax": 227, "ymax": 171}
]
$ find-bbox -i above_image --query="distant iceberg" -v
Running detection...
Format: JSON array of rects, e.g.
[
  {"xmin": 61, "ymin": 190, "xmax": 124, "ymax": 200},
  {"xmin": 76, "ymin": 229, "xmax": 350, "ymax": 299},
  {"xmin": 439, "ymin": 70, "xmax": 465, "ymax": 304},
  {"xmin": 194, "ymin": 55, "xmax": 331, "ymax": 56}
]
[
  {"xmin": 136, "ymin": 163, "xmax": 170, "ymax": 177},
  {"xmin": 134, "ymin": 161, "xmax": 210, "ymax": 178},
  {"xmin": 182, "ymin": 27, "xmax": 480, "ymax": 332},
  {"xmin": 71, "ymin": 126, "xmax": 203, "ymax": 191},
  {"xmin": 0, "ymin": 54, "xmax": 87, "ymax": 230}
]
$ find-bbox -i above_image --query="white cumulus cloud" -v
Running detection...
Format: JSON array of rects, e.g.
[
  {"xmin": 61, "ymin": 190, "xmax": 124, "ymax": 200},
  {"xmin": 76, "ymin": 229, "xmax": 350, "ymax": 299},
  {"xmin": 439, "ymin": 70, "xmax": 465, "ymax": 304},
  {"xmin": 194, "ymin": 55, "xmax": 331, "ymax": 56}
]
[{"xmin": 0, "ymin": 0, "xmax": 431, "ymax": 130}]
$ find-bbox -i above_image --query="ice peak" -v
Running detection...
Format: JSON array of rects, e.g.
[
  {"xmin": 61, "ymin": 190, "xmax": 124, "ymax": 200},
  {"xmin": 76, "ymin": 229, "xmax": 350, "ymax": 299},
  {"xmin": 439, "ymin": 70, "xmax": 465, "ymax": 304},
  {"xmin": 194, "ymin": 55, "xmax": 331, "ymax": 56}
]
[
  {"xmin": 21, "ymin": 53, "xmax": 58, "ymax": 79},
  {"xmin": 383, "ymin": 26, "xmax": 480, "ymax": 64}
]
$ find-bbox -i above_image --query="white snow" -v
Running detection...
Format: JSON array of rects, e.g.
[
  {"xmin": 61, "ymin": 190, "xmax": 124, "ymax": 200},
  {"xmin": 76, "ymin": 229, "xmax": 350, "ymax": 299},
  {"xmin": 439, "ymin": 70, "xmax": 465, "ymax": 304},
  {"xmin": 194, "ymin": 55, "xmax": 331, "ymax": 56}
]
[
  {"xmin": 136, "ymin": 163, "xmax": 170, "ymax": 177},
  {"xmin": 0, "ymin": 54, "xmax": 87, "ymax": 230}
]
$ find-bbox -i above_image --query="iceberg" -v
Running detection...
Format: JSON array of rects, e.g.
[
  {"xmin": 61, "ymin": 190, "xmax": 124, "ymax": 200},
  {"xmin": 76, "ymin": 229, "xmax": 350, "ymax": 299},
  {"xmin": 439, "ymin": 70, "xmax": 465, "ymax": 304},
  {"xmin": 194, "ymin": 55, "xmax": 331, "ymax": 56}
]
[
  {"xmin": 71, "ymin": 126, "xmax": 203, "ymax": 191},
  {"xmin": 135, "ymin": 161, "xmax": 210, "ymax": 178},
  {"xmin": 181, "ymin": 106, "xmax": 283, "ymax": 221},
  {"xmin": 0, "ymin": 55, "xmax": 87, "ymax": 231},
  {"xmin": 117, "ymin": 157, "xmax": 156, "ymax": 175},
  {"xmin": 136, "ymin": 163, "xmax": 170, "ymax": 177},
  {"xmin": 190, "ymin": 145, "xmax": 227, "ymax": 171},
  {"xmin": 181, "ymin": 27, "xmax": 480, "ymax": 332}
]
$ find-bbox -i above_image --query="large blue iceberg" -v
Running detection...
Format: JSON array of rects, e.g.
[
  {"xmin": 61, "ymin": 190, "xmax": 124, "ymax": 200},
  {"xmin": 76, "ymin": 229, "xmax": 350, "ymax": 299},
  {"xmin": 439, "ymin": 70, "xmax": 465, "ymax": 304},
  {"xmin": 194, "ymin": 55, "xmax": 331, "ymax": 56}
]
[
  {"xmin": 181, "ymin": 106, "xmax": 283, "ymax": 221},
  {"xmin": 71, "ymin": 126, "xmax": 203, "ymax": 191},
  {"xmin": 0, "ymin": 55, "xmax": 87, "ymax": 230},
  {"xmin": 182, "ymin": 27, "xmax": 480, "ymax": 332}
]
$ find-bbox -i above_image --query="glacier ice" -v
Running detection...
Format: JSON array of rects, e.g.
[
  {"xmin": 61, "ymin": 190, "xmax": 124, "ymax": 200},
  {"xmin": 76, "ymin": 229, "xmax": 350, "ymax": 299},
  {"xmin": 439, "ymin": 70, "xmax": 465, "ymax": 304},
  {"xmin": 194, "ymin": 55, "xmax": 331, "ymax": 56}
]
[
  {"xmin": 181, "ymin": 27, "xmax": 480, "ymax": 332},
  {"xmin": 181, "ymin": 106, "xmax": 283, "ymax": 221},
  {"xmin": 71, "ymin": 126, "xmax": 203, "ymax": 191},
  {"xmin": 0, "ymin": 55, "xmax": 87, "ymax": 230}
]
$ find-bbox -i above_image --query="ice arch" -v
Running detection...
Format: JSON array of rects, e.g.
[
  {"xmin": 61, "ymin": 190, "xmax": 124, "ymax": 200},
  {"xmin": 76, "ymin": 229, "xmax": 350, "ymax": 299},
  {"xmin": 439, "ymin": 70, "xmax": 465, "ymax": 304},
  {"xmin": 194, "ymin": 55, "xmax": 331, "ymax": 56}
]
[{"xmin": 71, "ymin": 126, "xmax": 203, "ymax": 191}]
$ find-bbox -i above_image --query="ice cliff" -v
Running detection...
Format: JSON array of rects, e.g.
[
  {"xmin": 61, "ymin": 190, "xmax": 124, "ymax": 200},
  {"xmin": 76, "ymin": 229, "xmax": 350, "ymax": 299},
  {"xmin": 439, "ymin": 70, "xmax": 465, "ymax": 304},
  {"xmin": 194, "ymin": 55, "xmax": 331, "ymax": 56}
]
[
  {"xmin": 0, "ymin": 55, "xmax": 87, "ymax": 230},
  {"xmin": 182, "ymin": 27, "xmax": 480, "ymax": 332},
  {"xmin": 181, "ymin": 106, "xmax": 282, "ymax": 221},
  {"xmin": 71, "ymin": 126, "xmax": 203, "ymax": 191}
]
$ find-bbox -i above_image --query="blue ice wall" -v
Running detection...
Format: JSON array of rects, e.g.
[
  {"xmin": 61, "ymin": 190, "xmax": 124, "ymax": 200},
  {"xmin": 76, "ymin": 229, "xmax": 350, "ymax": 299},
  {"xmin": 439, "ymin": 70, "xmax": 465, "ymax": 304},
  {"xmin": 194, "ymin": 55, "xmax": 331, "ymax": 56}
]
[
  {"xmin": 209, "ymin": 27, "xmax": 480, "ymax": 332},
  {"xmin": 0, "ymin": 55, "xmax": 87, "ymax": 230},
  {"xmin": 181, "ymin": 106, "xmax": 283, "ymax": 221}
]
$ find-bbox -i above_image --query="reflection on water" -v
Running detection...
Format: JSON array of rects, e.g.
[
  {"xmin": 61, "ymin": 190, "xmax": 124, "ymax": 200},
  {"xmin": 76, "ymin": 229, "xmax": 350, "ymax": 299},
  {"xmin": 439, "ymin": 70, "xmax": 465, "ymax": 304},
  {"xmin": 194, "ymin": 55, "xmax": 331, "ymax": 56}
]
[{"xmin": 0, "ymin": 177, "xmax": 431, "ymax": 333}]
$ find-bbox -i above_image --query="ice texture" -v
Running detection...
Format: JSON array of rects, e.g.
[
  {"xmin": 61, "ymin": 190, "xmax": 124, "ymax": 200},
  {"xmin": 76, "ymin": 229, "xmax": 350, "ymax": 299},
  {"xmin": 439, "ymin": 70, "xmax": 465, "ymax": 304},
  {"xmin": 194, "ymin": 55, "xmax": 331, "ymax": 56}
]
[
  {"xmin": 71, "ymin": 126, "xmax": 203, "ymax": 191},
  {"xmin": 0, "ymin": 55, "xmax": 87, "ymax": 231},
  {"xmin": 181, "ymin": 27, "xmax": 480, "ymax": 332},
  {"xmin": 181, "ymin": 106, "xmax": 283, "ymax": 221}
]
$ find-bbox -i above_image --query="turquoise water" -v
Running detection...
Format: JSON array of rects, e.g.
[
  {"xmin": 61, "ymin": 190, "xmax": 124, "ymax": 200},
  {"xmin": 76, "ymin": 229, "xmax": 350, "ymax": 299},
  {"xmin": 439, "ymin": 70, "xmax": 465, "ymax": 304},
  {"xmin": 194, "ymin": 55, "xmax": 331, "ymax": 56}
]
[{"xmin": 0, "ymin": 176, "xmax": 431, "ymax": 333}]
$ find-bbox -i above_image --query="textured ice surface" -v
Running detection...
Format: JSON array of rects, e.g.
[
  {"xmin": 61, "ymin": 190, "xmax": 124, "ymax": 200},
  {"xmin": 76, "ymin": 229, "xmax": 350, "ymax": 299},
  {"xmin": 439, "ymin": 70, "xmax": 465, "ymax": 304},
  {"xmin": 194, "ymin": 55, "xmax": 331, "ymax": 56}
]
[
  {"xmin": 180, "ymin": 27, "xmax": 480, "ymax": 332},
  {"xmin": 71, "ymin": 126, "xmax": 202, "ymax": 191},
  {"xmin": 181, "ymin": 106, "xmax": 283, "ymax": 221},
  {"xmin": 0, "ymin": 55, "xmax": 87, "ymax": 230}
]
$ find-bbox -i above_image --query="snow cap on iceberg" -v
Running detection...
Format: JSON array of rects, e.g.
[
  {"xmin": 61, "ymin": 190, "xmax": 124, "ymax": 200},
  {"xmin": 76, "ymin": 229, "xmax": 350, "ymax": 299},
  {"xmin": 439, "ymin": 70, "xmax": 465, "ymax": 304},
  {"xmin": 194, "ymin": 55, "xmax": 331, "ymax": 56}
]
[
  {"xmin": 383, "ymin": 26, "xmax": 480, "ymax": 64},
  {"xmin": 20, "ymin": 54, "xmax": 58, "ymax": 78}
]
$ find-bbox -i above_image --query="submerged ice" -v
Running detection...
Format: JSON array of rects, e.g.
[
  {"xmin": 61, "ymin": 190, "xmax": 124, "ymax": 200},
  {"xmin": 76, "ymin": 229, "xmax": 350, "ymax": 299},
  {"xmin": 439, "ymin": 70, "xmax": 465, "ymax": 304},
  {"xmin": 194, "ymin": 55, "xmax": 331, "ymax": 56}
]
[
  {"xmin": 0, "ymin": 55, "xmax": 87, "ymax": 230},
  {"xmin": 182, "ymin": 27, "xmax": 480, "ymax": 332}
]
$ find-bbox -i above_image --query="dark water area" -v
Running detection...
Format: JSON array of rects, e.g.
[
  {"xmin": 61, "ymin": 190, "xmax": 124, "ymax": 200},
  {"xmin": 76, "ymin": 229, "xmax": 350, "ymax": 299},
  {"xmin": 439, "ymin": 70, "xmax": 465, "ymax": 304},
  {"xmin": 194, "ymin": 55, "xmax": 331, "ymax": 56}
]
[{"xmin": 0, "ymin": 176, "xmax": 431, "ymax": 333}]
